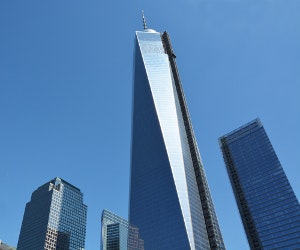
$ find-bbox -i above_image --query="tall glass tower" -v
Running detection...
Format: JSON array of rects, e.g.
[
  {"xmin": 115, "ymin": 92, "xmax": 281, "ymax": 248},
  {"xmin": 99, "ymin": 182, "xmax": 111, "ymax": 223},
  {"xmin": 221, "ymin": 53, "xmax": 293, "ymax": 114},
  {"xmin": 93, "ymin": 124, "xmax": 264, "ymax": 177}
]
[
  {"xmin": 129, "ymin": 19, "xmax": 225, "ymax": 250},
  {"xmin": 17, "ymin": 177, "xmax": 87, "ymax": 250},
  {"xmin": 219, "ymin": 118, "xmax": 300, "ymax": 249}
]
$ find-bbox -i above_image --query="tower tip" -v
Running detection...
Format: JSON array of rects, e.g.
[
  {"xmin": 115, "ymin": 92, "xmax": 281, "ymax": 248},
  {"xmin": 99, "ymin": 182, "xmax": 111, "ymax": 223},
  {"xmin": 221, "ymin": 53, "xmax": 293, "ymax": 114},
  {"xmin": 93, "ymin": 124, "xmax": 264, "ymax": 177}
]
[{"xmin": 142, "ymin": 10, "xmax": 147, "ymax": 30}]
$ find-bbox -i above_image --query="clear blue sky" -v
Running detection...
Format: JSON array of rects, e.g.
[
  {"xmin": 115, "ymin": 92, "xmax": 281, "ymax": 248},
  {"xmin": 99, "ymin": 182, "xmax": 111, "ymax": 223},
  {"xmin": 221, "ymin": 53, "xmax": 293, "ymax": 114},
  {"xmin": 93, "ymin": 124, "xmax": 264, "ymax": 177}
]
[{"xmin": 0, "ymin": 1, "xmax": 299, "ymax": 249}]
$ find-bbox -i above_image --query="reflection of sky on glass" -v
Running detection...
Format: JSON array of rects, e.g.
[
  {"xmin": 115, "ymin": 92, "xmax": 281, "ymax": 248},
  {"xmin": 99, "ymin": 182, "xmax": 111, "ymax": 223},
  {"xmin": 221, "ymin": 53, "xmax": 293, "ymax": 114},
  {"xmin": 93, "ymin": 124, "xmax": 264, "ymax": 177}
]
[{"xmin": 138, "ymin": 30, "xmax": 196, "ymax": 249}]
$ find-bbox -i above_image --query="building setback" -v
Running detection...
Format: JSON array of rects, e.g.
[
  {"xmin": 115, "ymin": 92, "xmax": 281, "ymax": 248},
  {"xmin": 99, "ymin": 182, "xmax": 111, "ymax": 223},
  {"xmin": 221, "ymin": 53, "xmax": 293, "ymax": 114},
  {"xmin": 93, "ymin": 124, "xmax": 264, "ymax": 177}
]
[
  {"xmin": 17, "ymin": 177, "xmax": 87, "ymax": 250},
  {"xmin": 219, "ymin": 118, "xmax": 300, "ymax": 249},
  {"xmin": 128, "ymin": 17, "xmax": 225, "ymax": 250}
]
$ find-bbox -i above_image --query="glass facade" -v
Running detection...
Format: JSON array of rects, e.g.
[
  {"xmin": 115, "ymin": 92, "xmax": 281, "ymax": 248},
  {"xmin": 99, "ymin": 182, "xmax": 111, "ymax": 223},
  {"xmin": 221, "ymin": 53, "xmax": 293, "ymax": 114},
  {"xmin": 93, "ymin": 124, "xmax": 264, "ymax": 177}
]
[
  {"xmin": 219, "ymin": 118, "xmax": 300, "ymax": 249},
  {"xmin": 101, "ymin": 209, "xmax": 144, "ymax": 250},
  {"xmin": 17, "ymin": 177, "xmax": 87, "ymax": 250},
  {"xmin": 129, "ymin": 28, "xmax": 225, "ymax": 250}
]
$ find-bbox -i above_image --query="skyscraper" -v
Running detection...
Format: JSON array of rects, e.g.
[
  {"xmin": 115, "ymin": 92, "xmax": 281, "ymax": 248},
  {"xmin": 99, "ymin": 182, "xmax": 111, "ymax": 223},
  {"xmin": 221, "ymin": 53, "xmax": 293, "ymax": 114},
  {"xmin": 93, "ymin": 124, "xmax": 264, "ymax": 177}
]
[
  {"xmin": 101, "ymin": 209, "xmax": 144, "ymax": 250},
  {"xmin": 17, "ymin": 177, "xmax": 87, "ymax": 250},
  {"xmin": 128, "ymin": 17, "xmax": 225, "ymax": 250},
  {"xmin": 219, "ymin": 118, "xmax": 300, "ymax": 249}
]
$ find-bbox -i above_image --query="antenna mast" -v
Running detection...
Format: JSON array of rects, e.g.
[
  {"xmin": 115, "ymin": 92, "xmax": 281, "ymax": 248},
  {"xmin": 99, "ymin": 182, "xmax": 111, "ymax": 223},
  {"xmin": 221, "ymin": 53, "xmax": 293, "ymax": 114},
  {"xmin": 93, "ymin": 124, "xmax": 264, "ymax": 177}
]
[{"xmin": 142, "ymin": 10, "xmax": 148, "ymax": 30}]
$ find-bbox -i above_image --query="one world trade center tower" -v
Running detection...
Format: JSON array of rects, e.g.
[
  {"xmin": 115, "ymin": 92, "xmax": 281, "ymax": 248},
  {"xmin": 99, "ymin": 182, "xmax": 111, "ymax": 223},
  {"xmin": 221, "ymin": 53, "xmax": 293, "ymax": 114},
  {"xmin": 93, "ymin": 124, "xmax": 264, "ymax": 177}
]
[{"xmin": 129, "ymin": 16, "xmax": 225, "ymax": 250}]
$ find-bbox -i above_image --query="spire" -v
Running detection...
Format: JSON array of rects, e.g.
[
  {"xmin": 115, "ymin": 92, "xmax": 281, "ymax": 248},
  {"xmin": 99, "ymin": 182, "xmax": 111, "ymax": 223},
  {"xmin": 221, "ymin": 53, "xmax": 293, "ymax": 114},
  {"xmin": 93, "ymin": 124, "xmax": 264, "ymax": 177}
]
[{"xmin": 142, "ymin": 10, "xmax": 147, "ymax": 30}]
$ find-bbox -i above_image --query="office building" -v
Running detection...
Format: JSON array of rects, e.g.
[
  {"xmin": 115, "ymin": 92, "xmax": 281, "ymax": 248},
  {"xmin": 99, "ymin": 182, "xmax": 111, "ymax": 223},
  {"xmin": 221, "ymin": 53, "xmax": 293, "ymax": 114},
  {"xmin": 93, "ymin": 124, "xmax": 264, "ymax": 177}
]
[
  {"xmin": 101, "ymin": 209, "xmax": 144, "ymax": 250},
  {"xmin": 17, "ymin": 177, "xmax": 87, "ymax": 250},
  {"xmin": 219, "ymin": 118, "xmax": 300, "ymax": 249},
  {"xmin": 128, "ymin": 16, "xmax": 225, "ymax": 250},
  {"xmin": 101, "ymin": 209, "xmax": 129, "ymax": 250}
]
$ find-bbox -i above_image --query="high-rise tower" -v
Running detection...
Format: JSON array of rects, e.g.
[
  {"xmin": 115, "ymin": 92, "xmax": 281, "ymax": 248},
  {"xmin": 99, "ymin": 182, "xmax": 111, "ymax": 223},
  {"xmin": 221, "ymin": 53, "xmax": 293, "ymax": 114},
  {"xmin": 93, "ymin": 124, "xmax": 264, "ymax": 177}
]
[
  {"xmin": 219, "ymin": 118, "xmax": 300, "ymax": 249},
  {"xmin": 128, "ymin": 18, "xmax": 225, "ymax": 250},
  {"xmin": 17, "ymin": 177, "xmax": 87, "ymax": 250}
]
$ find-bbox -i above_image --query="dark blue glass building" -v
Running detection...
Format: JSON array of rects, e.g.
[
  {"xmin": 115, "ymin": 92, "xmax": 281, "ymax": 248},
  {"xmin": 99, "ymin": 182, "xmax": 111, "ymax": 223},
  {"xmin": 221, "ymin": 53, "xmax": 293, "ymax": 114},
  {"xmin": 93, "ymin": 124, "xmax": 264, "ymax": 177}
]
[
  {"xmin": 219, "ymin": 119, "xmax": 300, "ymax": 249},
  {"xmin": 17, "ymin": 177, "xmax": 87, "ymax": 250},
  {"xmin": 129, "ymin": 21, "xmax": 225, "ymax": 250}
]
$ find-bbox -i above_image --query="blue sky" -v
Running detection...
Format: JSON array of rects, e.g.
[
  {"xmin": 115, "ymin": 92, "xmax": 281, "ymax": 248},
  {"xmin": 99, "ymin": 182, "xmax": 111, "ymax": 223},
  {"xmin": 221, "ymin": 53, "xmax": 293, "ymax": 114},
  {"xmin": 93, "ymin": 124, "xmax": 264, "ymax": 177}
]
[{"xmin": 0, "ymin": 0, "xmax": 299, "ymax": 249}]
